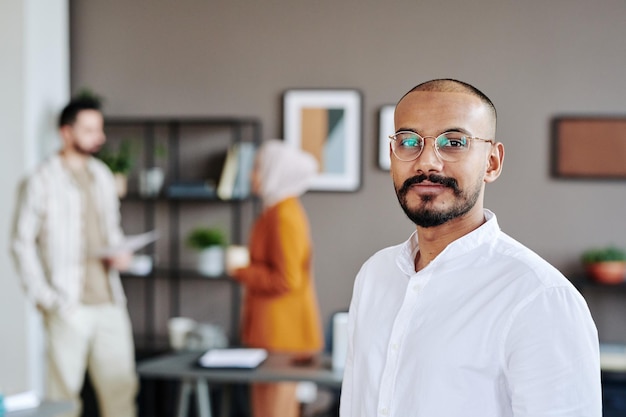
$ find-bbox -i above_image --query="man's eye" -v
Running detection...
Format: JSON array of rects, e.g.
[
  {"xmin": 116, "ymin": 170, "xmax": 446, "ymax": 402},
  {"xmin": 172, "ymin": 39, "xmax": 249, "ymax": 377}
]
[
  {"xmin": 401, "ymin": 138, "xmax": 420, "ymax": 148},
  {"xmin": 438, "ymin": 136, "xmax": 467, "ymax": 148}
]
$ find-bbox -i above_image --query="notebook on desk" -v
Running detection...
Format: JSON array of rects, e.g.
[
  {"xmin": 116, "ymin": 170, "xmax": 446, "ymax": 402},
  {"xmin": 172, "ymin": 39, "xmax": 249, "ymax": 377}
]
[{"xmin": 197, "ymin": 348, "xmax": 268, "ymax": 369}]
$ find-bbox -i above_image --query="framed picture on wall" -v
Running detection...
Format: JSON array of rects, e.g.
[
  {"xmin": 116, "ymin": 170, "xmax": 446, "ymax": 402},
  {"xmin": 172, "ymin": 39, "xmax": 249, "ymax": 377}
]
[
  {"xmin": 552, "ymin": 116, "xmax": 626, "ymax": 179},
  {"xmin": 283, "ymin": 89, "xmax": 362, "ymax": 192},
  {"xmin": 378, "ymin": 104, "xmax": 395, "ymax": 170}
]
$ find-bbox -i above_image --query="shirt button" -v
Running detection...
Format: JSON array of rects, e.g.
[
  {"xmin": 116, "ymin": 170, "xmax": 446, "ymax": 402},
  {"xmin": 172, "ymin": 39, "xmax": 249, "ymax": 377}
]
[
  {"xmin": 391, "ymin": 343, "xmax": 399, "ymax": 351},
  {"xmin": 412, "ymin": 284, "xmax": 420, "ymax": 293},
  {"xmin": 380, "ymin": 408, "xmax": 389, "ymax": 416}
]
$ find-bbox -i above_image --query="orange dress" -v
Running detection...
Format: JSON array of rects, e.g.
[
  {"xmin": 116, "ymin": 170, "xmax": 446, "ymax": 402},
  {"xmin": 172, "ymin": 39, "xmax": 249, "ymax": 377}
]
[{"xmin": 234, "ymin": 196, "xmax": 323, "ymax": 354}]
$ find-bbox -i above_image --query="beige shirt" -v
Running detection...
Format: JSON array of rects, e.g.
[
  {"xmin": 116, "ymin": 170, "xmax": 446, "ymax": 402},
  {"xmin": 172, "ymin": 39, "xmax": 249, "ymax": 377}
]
[
  {"xmin": 11, "ymin": 154, "xmax": 126, "ymax": 314},
  {"xmin": 70, "ymin": 165, "xmax": 112, "ymax": 305}
]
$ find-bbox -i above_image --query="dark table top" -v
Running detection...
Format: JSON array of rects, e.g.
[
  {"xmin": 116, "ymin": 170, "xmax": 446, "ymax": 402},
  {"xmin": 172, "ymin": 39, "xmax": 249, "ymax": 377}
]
[{"xmin": 137, "ymin": 351, "xmax": 343, "ymax": 388}]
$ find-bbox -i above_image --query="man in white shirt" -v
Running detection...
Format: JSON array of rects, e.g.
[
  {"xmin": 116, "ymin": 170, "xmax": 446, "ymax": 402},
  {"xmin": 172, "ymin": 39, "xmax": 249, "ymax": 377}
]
[
  {"xmin": 339, "ymin": 79, "xmax": 601, "ymax": 417},
  {"xmin": 11, "ymin": 95, "xmax": 138, "ymax": 417}
]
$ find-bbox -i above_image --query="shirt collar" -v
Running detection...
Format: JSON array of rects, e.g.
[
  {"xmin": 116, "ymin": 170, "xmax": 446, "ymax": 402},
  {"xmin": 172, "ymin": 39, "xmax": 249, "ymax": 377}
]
[{"xmin": 396, "ymin": 209, "xmax": 501, "ymax": 275}]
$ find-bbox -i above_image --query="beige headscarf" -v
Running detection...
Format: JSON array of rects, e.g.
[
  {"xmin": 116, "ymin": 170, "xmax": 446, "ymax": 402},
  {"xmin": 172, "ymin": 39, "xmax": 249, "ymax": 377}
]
[{"xmin": 256, "ymin": 139, "xmax": 318, "ymax": 208}]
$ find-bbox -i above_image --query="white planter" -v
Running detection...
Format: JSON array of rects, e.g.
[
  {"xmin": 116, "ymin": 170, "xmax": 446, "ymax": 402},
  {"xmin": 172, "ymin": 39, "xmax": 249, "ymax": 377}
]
[
  {"xmin": 197, "ymin": 246, "xmax": 224, "ymax": 277},
  {"xmin": 139, "ymin": 167, "xmax": 165, "ymax": 197}
]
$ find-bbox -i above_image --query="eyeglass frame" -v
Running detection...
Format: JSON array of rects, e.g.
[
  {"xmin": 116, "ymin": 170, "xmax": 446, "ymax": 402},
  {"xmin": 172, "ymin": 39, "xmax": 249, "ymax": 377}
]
[{"xmin": 388, "ymin": 130, "xmax": 494, "ymax": 162}]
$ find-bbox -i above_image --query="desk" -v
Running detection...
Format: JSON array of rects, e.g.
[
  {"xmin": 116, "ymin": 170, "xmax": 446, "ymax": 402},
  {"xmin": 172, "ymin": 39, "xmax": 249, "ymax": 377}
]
[{"xmin": 137, "ymin": 351, "xmax": 342, "ymax": 417}]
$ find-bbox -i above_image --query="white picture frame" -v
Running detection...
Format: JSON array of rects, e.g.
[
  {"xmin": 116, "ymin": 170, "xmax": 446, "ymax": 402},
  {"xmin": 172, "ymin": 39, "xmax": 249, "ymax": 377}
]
[
  {"xmin": 378, "ymin": 104, "xmax": 395, "ymax": 171},
  {"xmin": 283, "ymin": 89, "xmax": 362, "ymax": 192}
]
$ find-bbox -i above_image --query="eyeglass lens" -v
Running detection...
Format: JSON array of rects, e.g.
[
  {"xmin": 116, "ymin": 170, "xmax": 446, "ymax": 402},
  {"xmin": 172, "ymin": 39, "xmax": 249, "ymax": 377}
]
[{"xmin": 391, "ymin": 132, "xmax": 472, "ymax": 162}]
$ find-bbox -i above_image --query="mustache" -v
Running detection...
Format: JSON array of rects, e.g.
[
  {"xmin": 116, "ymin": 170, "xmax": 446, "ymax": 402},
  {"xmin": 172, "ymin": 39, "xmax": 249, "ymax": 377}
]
[{"xmin": 399, "ymin": 173, "xmax": 460, "ymax": 195}]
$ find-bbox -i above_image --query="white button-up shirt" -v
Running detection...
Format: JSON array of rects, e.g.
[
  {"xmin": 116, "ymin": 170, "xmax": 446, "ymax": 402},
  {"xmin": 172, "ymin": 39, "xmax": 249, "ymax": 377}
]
[
  {"xmin": 11, "ymin": 154, "xmax": 127, "ymax": 314},
  {"xmin": 340, "ymin": 210, "xmax": 601, "ymax": 417}
]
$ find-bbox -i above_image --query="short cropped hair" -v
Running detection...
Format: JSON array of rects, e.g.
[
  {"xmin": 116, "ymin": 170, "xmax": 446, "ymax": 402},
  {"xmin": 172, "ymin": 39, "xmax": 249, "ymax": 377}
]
[
  {"xmin": 400, "ymin": 78, "xmax": 497, "ymax": 129},
  {"xmin": 58, "ymin": 95, "xmax": 102, "ymax": 128}
]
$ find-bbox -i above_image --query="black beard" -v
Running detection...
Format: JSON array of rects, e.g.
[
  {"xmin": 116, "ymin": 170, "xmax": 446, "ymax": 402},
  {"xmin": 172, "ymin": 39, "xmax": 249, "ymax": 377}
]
[
  {"xmin": 73, "ymin": 142, "xmax": 100, "ymax": 156},
  {"xmin": 395, "ymin": 173, "xmax": 480, "ymax": 228}
]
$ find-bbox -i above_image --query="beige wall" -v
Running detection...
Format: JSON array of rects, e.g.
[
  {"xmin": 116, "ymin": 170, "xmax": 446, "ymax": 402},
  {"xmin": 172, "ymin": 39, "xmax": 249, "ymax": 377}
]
[{"xmin": 71, "ymin": 0, "xmax": 626, "ymax": 341}]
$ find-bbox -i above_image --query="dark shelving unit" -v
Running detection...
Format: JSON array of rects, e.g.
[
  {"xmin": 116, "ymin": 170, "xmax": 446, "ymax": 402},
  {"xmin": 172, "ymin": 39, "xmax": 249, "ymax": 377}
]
[{"xmin": 105, "ymin": 117, "xmax": 261, "ymax": 356}]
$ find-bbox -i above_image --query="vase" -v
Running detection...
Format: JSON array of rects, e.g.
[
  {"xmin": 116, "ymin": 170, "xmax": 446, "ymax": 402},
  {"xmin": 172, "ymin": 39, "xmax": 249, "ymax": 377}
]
[
  {"xmin": 585, "ymin": 261, "xmax": 626, "ymax": 284},
  {"xmin": 197, "ymin": 246, "xmax": 225, "ymax": 277},
  {"xmin": 139, "ymin": 167, "xmax": 165, "ymax": 197}
]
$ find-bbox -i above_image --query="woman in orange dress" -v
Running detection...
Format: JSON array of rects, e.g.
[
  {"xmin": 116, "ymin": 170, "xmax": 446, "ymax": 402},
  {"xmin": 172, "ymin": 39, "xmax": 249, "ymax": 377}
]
[{"xmin": 229, "ymin": 139, "xmax": 323, "ymax": 417}]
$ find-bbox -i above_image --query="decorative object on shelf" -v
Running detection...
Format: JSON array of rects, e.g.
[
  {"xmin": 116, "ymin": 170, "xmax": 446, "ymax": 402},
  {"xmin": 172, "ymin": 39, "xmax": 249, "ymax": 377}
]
[
  {"xmin": 187, "ymin": 227, "xmax": 227, "ymax": 277},
  {"xmin": 139, "ymin": 167, "xmax": 165, "ymax": 197},
  {"xmin": 186, "ymin": 322, "xmax": 229, "ymax": 350},
  {"xmin": 581, "ymin": 245, "xmax": 626, "ymax": 284},
  {"xmin": 378, "ymin": 104, "xmax": 395, "ymax": 171},
  {"xmin": 167, "ymin": 317, "xmax": 197, "ymax": 351},
  {"xmin": 167, "ymin": 317, "xmax": 228, "ymax": 351},
  {"xmin": 96, "ymin": 140, "xmax": 135, "ymax": 197},
  {"xmin": 139, "ymin": 142, "xmax": 167, "ymax": 197},
  {"xmin": 283, "ymin": 88, "xmax": 362, "ymax": 192}
]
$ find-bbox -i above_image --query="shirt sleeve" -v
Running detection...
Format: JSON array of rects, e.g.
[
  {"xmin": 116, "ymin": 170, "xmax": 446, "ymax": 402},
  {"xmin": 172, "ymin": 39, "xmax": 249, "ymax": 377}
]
[
  {"xmin": 10, "ymin": 177, "xmax": 61, "ymax": 310},
  {"xmin": 234, "ymin": 205, "xmax": 309, "ymax": 296},
  {"xmin": 503, "ymin": 285, "xmax": 602, "ymax": 417},
  {"xmin": 339, "ymin": 262, "xmax": 366, "ymax": 417}
]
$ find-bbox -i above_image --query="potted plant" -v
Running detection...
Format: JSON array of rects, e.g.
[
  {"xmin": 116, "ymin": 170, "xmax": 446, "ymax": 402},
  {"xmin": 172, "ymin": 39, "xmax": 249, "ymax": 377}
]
[
  {"xmin": 581, "ymin": 246, "xmax": 626, "ymax": 284},
  {"xmin": 187, "ymin": 227, "xmax": 227, "ymax": 277},
  {"xmin": 97, "ymin": 140, "xmax": 135, "ymax": 197}
]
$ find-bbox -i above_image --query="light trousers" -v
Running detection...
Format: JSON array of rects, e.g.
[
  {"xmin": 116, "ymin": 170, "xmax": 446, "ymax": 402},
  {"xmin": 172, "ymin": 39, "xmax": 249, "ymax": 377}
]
[{"xmin": 44, "ymin": 304, "xmax": 138, "ymax": 417}]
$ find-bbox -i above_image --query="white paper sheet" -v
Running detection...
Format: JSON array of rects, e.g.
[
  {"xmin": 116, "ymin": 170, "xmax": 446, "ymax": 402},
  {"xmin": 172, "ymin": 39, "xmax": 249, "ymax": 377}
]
[{"xmin": 93, "ymin": 230, "xmax": 159, "ymax": 258}]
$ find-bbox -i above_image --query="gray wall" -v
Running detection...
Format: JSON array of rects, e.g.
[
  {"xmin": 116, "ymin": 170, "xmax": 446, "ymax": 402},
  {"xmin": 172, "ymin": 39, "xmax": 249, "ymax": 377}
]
[{"xmin": 71, "ymin": 0, "xmax": 626, "ymax": 342}]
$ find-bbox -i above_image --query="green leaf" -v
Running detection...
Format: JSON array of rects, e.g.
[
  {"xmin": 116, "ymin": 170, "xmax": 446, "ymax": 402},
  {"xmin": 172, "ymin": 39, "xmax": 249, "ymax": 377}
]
[{"xmin": 186, "ymin": 227, "xmax": 227, "ymax": 249}]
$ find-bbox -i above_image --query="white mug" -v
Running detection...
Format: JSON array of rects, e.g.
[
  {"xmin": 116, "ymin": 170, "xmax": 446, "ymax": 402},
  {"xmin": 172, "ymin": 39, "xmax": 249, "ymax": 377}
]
[
  {"xmin": 225, "ymin": 245, "xmax": 250, "ymax": 272},
  {"xmin": 167, "ymin": 317, "xmax": 196, "ymax": 351}
]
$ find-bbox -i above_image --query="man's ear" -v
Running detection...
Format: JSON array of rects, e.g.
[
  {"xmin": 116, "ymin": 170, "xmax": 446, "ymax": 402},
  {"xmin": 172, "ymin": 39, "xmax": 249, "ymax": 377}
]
[
  {"xmin": 484, "ymin": 142, "xmax": 504, "ymax": 183},
  {"xmin": 59, "ymin": 125, "xmax": 71, "ymax": 141},
  {"xmin": 389, "ymin": 142, "xmax": 394, "ymax": 178}
]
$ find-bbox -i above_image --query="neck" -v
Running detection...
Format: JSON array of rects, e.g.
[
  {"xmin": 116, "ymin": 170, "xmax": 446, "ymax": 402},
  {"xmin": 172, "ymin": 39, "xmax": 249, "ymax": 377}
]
[
  {"xmin": 414, "ymin": 206, "xmax": 486, "ymax": 272},
  {"xmin": 60, "ymin": 148, "xmax": 89, "ymax": 171}
]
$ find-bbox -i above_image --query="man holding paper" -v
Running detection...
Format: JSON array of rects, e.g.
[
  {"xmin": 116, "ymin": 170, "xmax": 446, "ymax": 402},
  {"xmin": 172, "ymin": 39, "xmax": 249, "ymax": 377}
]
[{"xmin": 10, "ymin": 94, "xmax": 138, "ymax": 417}]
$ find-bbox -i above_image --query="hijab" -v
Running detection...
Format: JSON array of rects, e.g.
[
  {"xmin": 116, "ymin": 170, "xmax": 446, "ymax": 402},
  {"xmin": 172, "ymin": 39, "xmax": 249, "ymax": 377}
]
[{"xmin": 255, "ymin": 139, "xmax": 318, "ymax": 208}]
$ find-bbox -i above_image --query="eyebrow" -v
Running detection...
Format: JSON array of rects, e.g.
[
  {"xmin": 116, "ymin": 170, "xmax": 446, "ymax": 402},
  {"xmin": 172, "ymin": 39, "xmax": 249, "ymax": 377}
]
[{"xmin": 395, "ymin": 127, "xmax": 474, "ymax": 136}]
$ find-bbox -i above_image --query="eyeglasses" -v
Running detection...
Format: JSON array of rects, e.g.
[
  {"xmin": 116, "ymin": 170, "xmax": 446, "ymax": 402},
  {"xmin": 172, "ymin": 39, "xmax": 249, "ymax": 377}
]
[{"xmin": 388, "ymin": 131, "xmax": 494, "ymax": 162}]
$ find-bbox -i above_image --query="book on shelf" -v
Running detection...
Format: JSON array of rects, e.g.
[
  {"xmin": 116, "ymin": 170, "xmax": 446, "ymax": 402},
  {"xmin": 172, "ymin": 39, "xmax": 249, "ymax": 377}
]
[
  {"xmin": 217, "ymin": 142, "xmax": 257, "ymax": 200},
  {"xmin": 232, "ymin": 142, "xmax": 256, "ymax": 199},
  {"xmin": 217, "ymin": 144, "xmax": 240, "ymax": 200},
  {"xmin": 167, "ymin": 181, "xmax": 217, "ymax": 199}
]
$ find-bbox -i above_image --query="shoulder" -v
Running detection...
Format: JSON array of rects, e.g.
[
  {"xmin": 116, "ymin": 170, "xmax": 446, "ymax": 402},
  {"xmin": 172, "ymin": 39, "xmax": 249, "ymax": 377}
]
[
  {"xmin": 88, "ymin": 156, "xmax": 114, "ymax": 175},
  {"xmin": 87, "ymin": 157, "xmax": 117, "ymax": 184},
  {"xmin": 22, "ymin": 155, "xmax": 63, "ymax": 187},
  {"xmin": 357, "ymin": 241, "xmax": 406, "ymax": 280},
  {"xmin": 492, "ymin": 231, "xmax": 570, "ymax": 289},
  {"xmin": 269, "ymin": 198, "xmax": 308, "ymax": 224}
]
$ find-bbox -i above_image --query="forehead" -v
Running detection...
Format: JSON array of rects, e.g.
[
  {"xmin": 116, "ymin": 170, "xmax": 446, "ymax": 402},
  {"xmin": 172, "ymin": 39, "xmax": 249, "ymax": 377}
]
[
  {"xmin": 394, "ymin": 91, "xmax": 494, "ymax": 137},
  {"xmin": 73, "ymin": 109, "xmax": 103, "ymax": 127}
]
